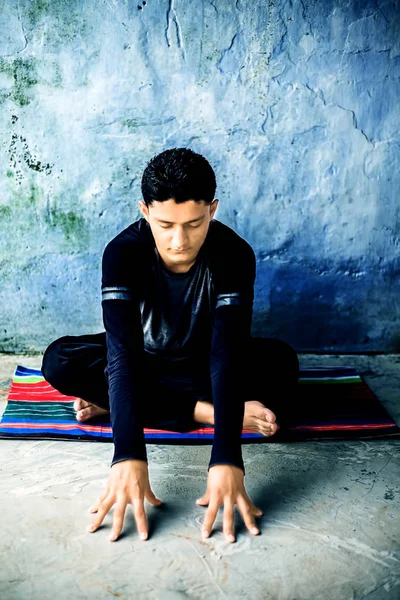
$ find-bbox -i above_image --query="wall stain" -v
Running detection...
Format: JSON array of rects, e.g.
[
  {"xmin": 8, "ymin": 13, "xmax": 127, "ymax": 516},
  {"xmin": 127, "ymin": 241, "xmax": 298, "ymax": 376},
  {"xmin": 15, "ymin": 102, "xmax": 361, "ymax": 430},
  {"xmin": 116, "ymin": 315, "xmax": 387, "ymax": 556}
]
[
  {"xmin": 44, "ymin": 205, "xmax": 88, "ymax": 245},
  {"xmin": 0, "ymin": 206, "xmax": 12, "ymax": 218},
  {"xmin": 4, "ymin": 182, "xmax": 43, "ymax": 224},
  {"xmin": 8, "ymin": 124, "xmax": 53, "ymax": 184},
  {"xmin": 0, "ymin": 57, "xmax": 39, "ymax": 106},
  {"xmin": 27, "ymin": 0, "xmax": 88, "ymax": 43},
  {"xmin": 121, "ymin": 118, "xmax": 141, "ymax": 129},
  {"xmin": 384, "ymin": 489, "xmax": 394, "ymax": 501}
]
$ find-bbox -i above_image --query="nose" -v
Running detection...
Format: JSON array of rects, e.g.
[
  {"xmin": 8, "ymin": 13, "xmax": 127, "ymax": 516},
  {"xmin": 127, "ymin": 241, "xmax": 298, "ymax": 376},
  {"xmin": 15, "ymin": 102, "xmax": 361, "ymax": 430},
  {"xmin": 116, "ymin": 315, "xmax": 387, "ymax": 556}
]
[{"xmin": 172, "ymin": 227, "xmax": 189, "ymax": 250}]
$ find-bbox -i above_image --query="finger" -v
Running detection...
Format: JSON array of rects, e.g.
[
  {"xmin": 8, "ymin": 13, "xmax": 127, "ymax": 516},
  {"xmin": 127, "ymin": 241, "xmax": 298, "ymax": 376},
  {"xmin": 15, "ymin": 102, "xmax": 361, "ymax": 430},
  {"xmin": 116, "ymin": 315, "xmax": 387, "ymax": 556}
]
[
  {"xmin": 109, "ymin": 500, "xmax": 127, "ymax": 542},
  {"xmin": 87, "ymin": 495, "xmax": 114, "ymax": 532},
  {"xmin": 201, "ymin": 498, "xmax": 220, "ymax": 538},
  {"xmin": 237, "ymin": 495, "xmax": 260, "ymax": 536},
  {"xmin": 132, "ymin": 497, "xmax": 149, "ymax": 541},
  {"xmin": 88, "ymin": 486, "xmax": 109, "ymax": 513},
  {"xmin": 242, "ymin": 491, "xmax": 263, "ymax": 516},
  {"xmin": 222, "ymin": 500, "xmax": 236, "ymax": 543},
  {"xmin": 196, "ymin": 491, "xmax": 210, "ymax": 506},
  {"xmin": 250, "ymin": 505, "xmax": 263, "ymax": 516},
  {"xmin": 145, "ymin": 487, "xmax": 163, "ymax": 506}
]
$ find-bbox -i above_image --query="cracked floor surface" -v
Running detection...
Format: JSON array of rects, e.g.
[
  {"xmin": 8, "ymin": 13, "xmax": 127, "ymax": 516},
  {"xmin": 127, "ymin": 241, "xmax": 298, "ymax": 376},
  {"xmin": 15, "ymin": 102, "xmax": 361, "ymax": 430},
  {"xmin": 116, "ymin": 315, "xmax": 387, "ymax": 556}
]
[{"xmin": 0, "ymin": 353, "xmax": 399, "ymax": 600}]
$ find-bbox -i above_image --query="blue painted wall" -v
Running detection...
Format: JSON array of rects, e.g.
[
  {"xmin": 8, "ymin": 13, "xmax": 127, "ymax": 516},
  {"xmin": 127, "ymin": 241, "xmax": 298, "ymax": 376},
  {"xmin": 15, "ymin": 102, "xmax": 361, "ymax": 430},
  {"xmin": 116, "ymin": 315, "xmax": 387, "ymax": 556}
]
[{"xmin": 0, "ymin": 0, "xmax": 399, "ymax": 352}]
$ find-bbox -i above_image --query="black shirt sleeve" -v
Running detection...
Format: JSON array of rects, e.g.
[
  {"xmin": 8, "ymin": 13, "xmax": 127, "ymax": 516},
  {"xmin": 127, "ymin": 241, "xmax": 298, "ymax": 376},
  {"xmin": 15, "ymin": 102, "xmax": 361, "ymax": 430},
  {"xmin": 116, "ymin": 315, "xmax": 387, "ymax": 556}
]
[
  {"xmin": 208, "ymin": 237, "xmax": 256, "ymax": 476},
  {"xmin": 101, "ymin": 239, "xmax": 148, "ymax": 468}
]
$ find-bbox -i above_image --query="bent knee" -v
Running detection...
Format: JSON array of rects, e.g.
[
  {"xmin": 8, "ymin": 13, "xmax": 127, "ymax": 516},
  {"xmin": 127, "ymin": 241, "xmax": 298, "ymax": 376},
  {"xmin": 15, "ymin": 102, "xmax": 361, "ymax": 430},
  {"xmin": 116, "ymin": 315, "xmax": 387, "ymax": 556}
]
[
  {"xmin": 275, "ymin": 338, "xmax": 298, "ymax": 361},
  {"xmin": 275, "ymin": 339, "xmax": 299, "ymax": 377},
  {"xmin": 41, "ymin": 336, "xmax": 72, "ymax": 387},
  {"xmin": 252, "ymin": 336, "xmax": 299, "ymax": 380}
]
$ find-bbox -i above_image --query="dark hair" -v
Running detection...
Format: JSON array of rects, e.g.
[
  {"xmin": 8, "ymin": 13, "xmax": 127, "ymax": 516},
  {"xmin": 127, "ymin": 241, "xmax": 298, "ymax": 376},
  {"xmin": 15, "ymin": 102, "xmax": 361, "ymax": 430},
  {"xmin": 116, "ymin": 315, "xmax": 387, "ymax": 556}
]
[{"xmin": 141, "ymin": 147, "xmax": 217, "ymax": 207}]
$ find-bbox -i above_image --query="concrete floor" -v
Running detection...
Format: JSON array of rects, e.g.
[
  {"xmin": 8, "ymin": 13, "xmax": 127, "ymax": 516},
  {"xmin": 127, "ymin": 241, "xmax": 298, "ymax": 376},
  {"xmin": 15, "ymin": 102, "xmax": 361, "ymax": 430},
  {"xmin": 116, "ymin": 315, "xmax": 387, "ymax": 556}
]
[{"xmin": 0, "ymin": 353, "xmax": 399, "ymax": 600}]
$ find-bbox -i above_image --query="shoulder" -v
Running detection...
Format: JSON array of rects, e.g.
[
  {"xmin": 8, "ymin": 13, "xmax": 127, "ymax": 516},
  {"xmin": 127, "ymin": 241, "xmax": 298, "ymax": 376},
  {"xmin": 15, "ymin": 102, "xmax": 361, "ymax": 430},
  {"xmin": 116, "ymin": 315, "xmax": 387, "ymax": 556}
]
[
  {"xmin": 101, "ymin": 218, "xmax": 155, "ymax": 289},
  {"xmin": 207, "ymin": 219, "xmax": 256, "ymax": 270},
  {"xmin": 102, "ymin": 218, "xmax": 153, "ymax": 266}
]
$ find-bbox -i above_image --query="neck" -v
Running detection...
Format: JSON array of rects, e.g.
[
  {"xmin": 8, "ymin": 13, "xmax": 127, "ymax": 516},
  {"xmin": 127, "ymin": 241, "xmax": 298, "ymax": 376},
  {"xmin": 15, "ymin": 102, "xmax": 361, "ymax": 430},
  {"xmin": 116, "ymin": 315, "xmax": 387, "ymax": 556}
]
[
  {"xmin": 161, "ymin": 256, "xmax": 197, "ymax": 274},
  {"xmin": 157, "ymin": 245, "xmax": 200, "ymax": 274}
]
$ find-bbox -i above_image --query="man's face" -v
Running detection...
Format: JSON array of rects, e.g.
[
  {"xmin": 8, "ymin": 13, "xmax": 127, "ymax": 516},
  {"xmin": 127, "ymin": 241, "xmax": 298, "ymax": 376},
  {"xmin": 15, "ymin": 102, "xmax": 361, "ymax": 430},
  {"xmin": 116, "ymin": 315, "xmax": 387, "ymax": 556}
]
[{"xmin": 138, "ymin": 198, "xmax": 219, "ymax": 272}]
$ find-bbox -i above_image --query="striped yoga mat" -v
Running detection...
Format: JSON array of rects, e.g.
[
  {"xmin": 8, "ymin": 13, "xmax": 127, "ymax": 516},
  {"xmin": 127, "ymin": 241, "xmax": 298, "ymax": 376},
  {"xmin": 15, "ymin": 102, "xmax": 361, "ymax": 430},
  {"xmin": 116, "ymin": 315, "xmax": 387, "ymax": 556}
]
[{"xmin": 0, "ymin": 365, "xmax": 399, "ymax": 444}]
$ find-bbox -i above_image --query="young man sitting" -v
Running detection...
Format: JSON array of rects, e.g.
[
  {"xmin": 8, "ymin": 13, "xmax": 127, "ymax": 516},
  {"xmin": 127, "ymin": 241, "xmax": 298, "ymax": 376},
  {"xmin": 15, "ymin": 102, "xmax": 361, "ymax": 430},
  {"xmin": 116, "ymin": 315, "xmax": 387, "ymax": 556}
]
[{"xmin": 41, "ymin": 147, "xmax": 299, "ymax": 544}]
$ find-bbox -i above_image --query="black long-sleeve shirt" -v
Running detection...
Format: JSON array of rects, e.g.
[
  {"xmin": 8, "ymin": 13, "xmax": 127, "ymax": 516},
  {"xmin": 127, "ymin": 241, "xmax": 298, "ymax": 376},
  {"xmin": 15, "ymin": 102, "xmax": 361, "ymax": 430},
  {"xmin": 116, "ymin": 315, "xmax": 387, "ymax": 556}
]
[{"xmin": 101, "ymin": 217, "xmax": 256, "ymax": 474}]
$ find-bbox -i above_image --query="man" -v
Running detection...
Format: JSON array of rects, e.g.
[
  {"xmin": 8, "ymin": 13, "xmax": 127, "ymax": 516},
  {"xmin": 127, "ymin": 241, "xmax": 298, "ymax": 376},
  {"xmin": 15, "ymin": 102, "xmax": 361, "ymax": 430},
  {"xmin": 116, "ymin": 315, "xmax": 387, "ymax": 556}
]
[{"xmin": 41, "ymin": 147, "xmax": 299, "ymax": 544}]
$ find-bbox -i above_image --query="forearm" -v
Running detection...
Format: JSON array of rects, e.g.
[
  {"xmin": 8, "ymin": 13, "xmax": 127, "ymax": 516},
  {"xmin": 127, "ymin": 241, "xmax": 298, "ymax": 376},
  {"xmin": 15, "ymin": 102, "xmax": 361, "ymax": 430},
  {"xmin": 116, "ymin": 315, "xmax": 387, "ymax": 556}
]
[
  {"xmin": 106, "ymin": 336, "xmax": 147, "ymax": 467},
  {"xmin": 208, "ymin": 347, "xmax": 245, "ymax": 473},
  {"xmin": 101, "ymin": 239, "xmax": 153, "ymax": 468},
  {"xmin": 102, "ymin": 296, "xmax": 148, "ymax": 468},
  {"xmin": 208, "ymin": 304, "xmax": 250, "ymax": 475}
]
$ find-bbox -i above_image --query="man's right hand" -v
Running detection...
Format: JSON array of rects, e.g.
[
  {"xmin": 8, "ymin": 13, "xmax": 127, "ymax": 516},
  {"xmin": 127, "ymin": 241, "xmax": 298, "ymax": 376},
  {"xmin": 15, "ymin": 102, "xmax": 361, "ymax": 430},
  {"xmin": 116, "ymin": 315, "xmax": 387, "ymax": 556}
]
[{"xmin": 87, "ymin": 459, "xmax": 163, "ymax": 542}]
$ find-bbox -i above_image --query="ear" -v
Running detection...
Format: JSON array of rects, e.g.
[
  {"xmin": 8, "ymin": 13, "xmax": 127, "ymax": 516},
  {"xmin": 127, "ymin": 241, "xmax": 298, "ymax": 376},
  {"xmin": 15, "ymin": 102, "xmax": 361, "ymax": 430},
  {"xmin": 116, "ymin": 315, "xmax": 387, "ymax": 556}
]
[
  {"xmin": 138, "ymin": 201, "xmax": 149, "ymax": 221},
  {"xmin": 210, "ymin": 199, "xmax": 219, "ymax": 219}
]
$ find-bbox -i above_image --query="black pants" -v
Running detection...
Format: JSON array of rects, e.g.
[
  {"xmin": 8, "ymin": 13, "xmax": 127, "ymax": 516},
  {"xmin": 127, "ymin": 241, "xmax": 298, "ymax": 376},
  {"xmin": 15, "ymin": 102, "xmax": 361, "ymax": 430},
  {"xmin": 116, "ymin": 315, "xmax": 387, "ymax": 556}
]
[{"xmin": 41, "ymin": 332, "xmax": 299, "ymax": 431}]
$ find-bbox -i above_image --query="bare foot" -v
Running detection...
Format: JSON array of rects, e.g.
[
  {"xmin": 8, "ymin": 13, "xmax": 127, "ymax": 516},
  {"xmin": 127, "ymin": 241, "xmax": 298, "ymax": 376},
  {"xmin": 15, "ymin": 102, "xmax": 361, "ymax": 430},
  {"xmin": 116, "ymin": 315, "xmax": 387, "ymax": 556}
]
[
  {"xmin": 73, "ymin": 398, "xmax": 110, "ymax": 422},
  {"xmin": 243, "ymin": 401, "xmax": 280, "ymax": 437},
  {"xmin": 193, "ymin": 399, "xmax": 280, "ymax": 438}
]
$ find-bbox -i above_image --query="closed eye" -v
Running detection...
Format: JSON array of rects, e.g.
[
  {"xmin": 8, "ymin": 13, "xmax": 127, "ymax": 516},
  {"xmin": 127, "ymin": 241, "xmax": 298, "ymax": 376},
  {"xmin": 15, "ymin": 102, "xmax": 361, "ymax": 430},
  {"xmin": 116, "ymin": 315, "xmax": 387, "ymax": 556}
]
[{"xmin": 160, "ymin": 224, "xmax": 201, "ymax": 229}]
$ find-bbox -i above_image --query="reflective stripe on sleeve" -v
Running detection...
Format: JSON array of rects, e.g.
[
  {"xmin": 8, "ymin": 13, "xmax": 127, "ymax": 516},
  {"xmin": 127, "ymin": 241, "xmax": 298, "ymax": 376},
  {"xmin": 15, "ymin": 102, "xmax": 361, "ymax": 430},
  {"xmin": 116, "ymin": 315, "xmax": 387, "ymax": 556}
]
[
  {"xmin": 215, "ymin": 292, "xmax": 244, "ymax": 309},
  {"xmin": 101, "ymin": 286, "xmax": 134, "ymax": 301}
]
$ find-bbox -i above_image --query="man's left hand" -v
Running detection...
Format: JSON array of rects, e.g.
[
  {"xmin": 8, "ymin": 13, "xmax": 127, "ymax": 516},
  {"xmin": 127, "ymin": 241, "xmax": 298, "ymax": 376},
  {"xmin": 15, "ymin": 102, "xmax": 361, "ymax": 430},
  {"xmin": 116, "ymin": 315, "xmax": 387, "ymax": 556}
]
[{"xmin": 195, "ymin": 464, "xmax": 263, "ymax": 543}]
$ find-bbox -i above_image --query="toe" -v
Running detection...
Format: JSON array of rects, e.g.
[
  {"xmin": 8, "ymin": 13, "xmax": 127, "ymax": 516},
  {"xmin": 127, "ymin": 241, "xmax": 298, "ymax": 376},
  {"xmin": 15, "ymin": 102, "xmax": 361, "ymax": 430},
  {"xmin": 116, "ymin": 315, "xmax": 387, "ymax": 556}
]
[
  {"xmin": 74, "ymin": 398, "xmax": 91, "ymax": 412},
  {"xmin": 262, "ymin": 408, "xmax": 276, "ymax": 424},
  {"xmin": 267, "ymin": 422, "xmax": 280, "ymax": 436},
  {"xmin": 257, "ymin": 419, "xmax": 279, "ymax": 436},
  {"xmin": 77, "ymin": 407, "xmax": 91, "ymax": 421}
]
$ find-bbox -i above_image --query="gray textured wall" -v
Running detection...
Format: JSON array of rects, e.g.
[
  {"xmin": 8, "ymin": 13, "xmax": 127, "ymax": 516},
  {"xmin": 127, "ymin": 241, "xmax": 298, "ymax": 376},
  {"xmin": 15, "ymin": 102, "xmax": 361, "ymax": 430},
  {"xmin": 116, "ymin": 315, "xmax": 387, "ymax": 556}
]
[{"xmin": 0, "ymin": 0, "xmax": 399, "ymax": 353}]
